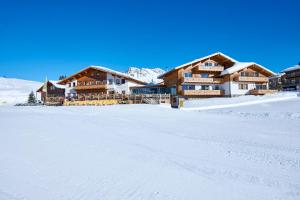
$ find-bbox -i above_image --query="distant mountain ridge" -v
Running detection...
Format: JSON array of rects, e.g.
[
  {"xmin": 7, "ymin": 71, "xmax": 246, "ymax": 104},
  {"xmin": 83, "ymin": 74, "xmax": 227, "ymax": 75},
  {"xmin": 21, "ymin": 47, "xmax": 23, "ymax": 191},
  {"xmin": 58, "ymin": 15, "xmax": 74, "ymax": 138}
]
[{"xmin": 126, "ymin": 67, "xmax": 165, "ymax": 84}]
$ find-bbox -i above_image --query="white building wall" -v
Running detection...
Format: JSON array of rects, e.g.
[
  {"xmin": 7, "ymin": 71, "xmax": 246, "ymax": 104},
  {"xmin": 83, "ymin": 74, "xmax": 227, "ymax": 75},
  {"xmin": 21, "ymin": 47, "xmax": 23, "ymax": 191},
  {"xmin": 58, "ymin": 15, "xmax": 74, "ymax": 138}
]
[
  {"xmin": 222, "ymin": 81, "xmax": 256, "ymax": 96},
  {"xmin": 106, "ymin": 73, "xmax": 143, "ymax": 94},
  {"xmin": 65, "ymin": 79, "xmax": 77, "ymax": 97}
]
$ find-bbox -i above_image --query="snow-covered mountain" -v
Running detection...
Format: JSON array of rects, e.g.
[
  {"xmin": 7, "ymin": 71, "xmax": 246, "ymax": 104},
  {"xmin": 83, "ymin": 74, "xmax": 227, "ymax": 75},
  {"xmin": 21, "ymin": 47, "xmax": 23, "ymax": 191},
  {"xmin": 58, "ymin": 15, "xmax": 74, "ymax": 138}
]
[
  {"xmin": 126, "ymin": 67, "xmax": 165, "ymax": 84},
  {"xmin": 0, "ymin": 77, "xmax": 42, "ymax": 105}
]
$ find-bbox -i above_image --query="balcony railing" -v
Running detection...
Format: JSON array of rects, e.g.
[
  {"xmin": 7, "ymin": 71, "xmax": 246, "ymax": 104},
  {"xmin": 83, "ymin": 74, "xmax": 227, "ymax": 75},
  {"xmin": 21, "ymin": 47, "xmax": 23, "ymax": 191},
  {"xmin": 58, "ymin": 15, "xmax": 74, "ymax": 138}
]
[
  {"xmin": 236, "ymin": 76, "xmax": 268, "ymax": 82},
  {"xmin": 182, "ymin": 77, "xmax": 223, "ymax": 84},
  {"xmin": 74, "ymin": 84, "xmax": 107, "ymax": 90},
  {"xmin": 249, "ymin": 89, "xmax": 277, "ymax": 95},
  {"xmin": 182, "ymin": 90, "xmax": 225, "ymax": 96},
  {"xmin": 196, "ymin": 65, "xmax": 224, "ymax": 72}
]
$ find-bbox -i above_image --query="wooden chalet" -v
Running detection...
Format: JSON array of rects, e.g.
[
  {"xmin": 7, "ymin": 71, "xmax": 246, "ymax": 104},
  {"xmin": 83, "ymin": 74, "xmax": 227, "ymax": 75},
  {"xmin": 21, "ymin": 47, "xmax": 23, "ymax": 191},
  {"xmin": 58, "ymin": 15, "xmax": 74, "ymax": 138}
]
[
  {"xmin": 58, "ymin": 66, "xmax": 147, "ymax": 101},
  {"xmin": 157, "ymin": 52, "xmax": 276, "ymax": 98},
  {"xmin": 36, "ymin": 80, "xmax": 66, "ymax": 105},
  {"xmin": 281, "ymin": 63, "xmax": 300, "ymax": 91}
]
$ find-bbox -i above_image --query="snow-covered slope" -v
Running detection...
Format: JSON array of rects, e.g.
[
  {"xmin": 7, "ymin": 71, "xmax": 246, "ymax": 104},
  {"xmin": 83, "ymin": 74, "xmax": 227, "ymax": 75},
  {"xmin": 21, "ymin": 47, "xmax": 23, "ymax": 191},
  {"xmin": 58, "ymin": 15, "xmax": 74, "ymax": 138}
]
[
  {"xmin": 0, "ymin": 77, "xmax": 41, "ymax": 105},
  {"xmin": 0, "ymin": 95, "xmax": 299, "ymax": 200},
  {"xmin": 127, "ymin": 67, "xmax": 165, "ymax": 84}
]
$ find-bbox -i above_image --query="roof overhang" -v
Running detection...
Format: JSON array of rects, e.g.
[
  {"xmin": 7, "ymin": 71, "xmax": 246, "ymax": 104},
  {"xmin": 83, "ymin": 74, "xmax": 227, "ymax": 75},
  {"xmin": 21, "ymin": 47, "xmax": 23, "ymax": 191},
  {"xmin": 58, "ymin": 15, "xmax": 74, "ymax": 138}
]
[
  {"xmin": 158, "ymin": 52, "xmax": 237, "ymax": 79},
  {"xmin": 58, "ymin": 66, "xmax": 147, "ymax": 85}
]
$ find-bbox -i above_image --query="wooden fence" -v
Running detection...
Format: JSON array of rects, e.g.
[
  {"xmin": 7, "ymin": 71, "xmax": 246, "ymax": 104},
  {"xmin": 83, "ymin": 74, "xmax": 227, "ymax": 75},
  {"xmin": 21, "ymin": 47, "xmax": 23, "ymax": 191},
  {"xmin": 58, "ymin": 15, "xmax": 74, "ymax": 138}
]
[{"xmin": 64, "ymin": 94, "xmax": 171, "ymax": 106}]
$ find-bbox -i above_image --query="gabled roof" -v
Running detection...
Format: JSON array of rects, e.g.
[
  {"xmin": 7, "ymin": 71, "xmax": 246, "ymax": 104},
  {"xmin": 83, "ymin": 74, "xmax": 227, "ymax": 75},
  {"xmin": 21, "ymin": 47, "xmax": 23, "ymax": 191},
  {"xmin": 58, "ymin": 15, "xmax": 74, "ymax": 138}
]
[
  {"xmin": 281, "ymin": 65, "xmax": 300, "ymax": 73},
  {"xmin": 158, "ymin": 52, "xmax": 238, "ymax": 78},
  {"xmin": 220, "ymin": 62, "xmax": 275, "ymax": 76},
  {"xmin": 58, "ymin": 66, "xmax": 147, "ymax": 85},
  {"xmin": 50, "ymin": 80, "xmax": 66, "ymax": 89},
  {"xmin": 37, "ymin": 80, "xmax": 66, "ymax": 92}
]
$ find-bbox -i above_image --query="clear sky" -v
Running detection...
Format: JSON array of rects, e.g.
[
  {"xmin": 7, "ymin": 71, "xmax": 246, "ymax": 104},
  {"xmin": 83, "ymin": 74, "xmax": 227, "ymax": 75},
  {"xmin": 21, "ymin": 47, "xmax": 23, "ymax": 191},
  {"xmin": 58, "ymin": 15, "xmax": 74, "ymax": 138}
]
[{"xmin": 0, "ymin": 0, "xmax": 299, "ymax": 82}]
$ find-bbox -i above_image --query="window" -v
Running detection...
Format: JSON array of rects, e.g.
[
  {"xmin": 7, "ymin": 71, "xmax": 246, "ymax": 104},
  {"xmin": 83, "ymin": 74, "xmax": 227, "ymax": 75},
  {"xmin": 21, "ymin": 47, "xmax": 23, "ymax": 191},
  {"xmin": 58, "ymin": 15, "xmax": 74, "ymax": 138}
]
[
  {"xmin": 50, "ymin": 86, "xmax": 55, "ymax": 90},
  {"xmin": 73, "ymin": 82, "xmax": 76, "ymax": 87},
  {"xmin": 215, "ymin": 85, "xmax": 220, "ymax": 90},
  {"xmin": 121, "ymin": 79, "xmax": 126, "ymax": 84},
  {"xmin": 200, "ymin": 73, "xmax": 209, "ymax": 78},
  {"xmin": 239, "ymin": 84, "xmax": 248, "ymax": 90},
  {"xmin": 68, "ymin": 83, "xmax": 71, "ymax": 87},
  {"xmin": 201, "ymin": 85, "xmax": 210, "ymax": 90},
  {"xmin": 108, "ymin": 79, "xmax": 113, "ymax": 85},
  {"xmin": 182, "ymin": 85, "xmax": 195, "ymax": 90},
  {"xmin": 116, "ymin": 79, "xmax": 121, "ymax": 85},
  {"xmin": 256, "ymin": 84, "xmax": 267, "ymax": 90},
  {"xmin": 204, "ymin": 62, "xmax": 213, "ymax": 67},
  {"xmin": 241, "ymin": 72, "xmax": 248, "ymax": 77},
  {"xmin": 253, "ymin": 72, "xmax": 259, "ymax": 77},
  {"xmin": 184, "ymin": 72, "xmax": 192, "ymax": 78}
]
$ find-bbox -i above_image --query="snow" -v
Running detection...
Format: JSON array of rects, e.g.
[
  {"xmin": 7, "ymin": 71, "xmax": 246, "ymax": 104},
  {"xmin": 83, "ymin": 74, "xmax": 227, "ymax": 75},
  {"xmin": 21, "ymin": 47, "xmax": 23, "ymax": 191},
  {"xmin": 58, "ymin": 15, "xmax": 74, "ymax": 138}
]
[
  {"xmin": 183, "ymin": 92, "xmax": 299, "ymax": 110},
  {"xmin": 220, "ymin": 62, "xmax": 254, "ymax": 76},
  {"xmin": 90, "ymin": 66, "xmax": 147, "ymax": 84},
  {"xmin": 220, "ymin": 62, "xmax": 275, "ymax": 76},
  {"xmin": 49, "ymin": 80, "xmax": 66, "ymax": 89},
  {"xmin": 127, "ymin": 67, "xmax": 165, "ymax": 84},
  {"xmin": 0, "ymin": 77, "xmax": 41, "ymax": 105},
  {"xmin": 282, "ymin": 65, "xmax": 300, "ymax": 73},
  {"xmin": 0, "ymin": 93, "xmax": 300, "ymax": 200}
]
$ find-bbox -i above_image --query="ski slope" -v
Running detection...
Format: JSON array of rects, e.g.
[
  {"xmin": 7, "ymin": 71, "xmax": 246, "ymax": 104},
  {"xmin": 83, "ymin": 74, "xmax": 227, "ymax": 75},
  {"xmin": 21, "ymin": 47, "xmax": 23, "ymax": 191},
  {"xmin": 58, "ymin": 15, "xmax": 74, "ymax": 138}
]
[
  {"xmin": 0, "ymin": 77, "xmax": 41, "ymax": 105},
  {"xmin": 0, "ymin": 96, "xmax": 299, "ymax": 200}
]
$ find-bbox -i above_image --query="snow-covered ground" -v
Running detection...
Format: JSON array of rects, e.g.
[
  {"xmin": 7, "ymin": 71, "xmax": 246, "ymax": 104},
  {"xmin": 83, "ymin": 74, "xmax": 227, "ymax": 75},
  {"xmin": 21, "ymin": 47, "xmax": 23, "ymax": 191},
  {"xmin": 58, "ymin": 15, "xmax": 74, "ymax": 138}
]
[
  {"xmin": 0, "ymin": 95, "xmax": 300, "ymax": 200},
  {"xmin": 0, "ymin": 77, "xmax": 41, "ymax": 105},
  {"xmin": 183, "ymin": 92, "xmax": 299, "ymax": 110}
]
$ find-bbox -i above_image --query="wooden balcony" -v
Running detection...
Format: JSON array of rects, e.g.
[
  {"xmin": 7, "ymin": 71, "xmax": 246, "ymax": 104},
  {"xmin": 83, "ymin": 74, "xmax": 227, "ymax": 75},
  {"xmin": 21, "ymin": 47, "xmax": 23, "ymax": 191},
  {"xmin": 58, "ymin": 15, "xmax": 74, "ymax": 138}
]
[
  {"xmin": 74, "ymin": 84, "xmax": 107, "ymax": 90},
  {"xmin": 236, "ymin": 76, "xmax": 268, "ymax": 82},
  {"xmin": 182, "ymin": 77, "xmax": 223, "ymax": 84},
  {"xmin": 182, "ymin": 90, "xmax": 225, "ymax": 96},
  {"xmin": 249, "ymin": 89, "xmax": 277, "ymax": 95},
  {"xmin": 196, "ymin": 65, "xmax": 224, "ymax": 72}
]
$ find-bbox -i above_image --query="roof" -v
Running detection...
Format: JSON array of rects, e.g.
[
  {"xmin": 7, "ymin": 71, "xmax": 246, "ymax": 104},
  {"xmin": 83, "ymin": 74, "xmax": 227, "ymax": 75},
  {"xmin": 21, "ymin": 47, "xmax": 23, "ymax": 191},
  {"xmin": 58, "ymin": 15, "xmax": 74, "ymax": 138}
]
[
  {"xmin": 158, "ymin": 52, "xmax": 238, "ymax": 78},
  {"xmin": 220, "ymin": 62, "xmax": 275, "ymax": 76},
  {"xmin": 269, "ymin": 72, "xmax": 285, "ymax": 79},
  {"xmin": 58, "ymin": 66, "xmax": 147, "ymax": 85},
  {"xmin": 281, "ymin": 65, "xmax": 300, "ymax": 73},
  {"xmin": 36, "ymin": 80, "xmax": 66, "ymax": 92},
  {"xmin": 49, "ymin": 80, "xmax": 66, "ymax": 89}
]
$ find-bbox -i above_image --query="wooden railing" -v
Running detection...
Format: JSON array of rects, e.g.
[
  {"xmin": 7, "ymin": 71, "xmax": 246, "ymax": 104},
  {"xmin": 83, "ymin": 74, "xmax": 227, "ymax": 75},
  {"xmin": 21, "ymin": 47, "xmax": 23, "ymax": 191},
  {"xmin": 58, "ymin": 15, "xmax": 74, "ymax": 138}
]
[
  {"xmin": 236, "ymin": 76, "xmax": 268, "ymax": 82},
  {"xmin": 74, "ymin": 84, "xmax": 107, "ymax": 90},
  {"xmin": 66, "ymin": 94, "xmax": 171, "ymax": 104},
  {"xmin": 182, "ymin": 77, "xmax": 223, "ymax": 84},
  {"xmin": 249, "ymin": 89, "xmax": 277, "ymax": 95},
  {"xmin": 196, "ymin": 65, "xmax": 224, "ymax": 72},
  {"xmin": 182, "ymin": 90, "xmax": 225, "ymax": 96}
]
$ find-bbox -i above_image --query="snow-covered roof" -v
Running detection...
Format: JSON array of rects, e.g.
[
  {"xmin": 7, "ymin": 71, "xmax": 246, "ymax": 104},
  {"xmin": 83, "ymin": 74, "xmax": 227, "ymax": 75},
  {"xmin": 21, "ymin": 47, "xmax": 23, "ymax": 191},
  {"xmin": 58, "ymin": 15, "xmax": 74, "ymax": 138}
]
[
  {"xmin": 59, "ymin": 66, "xmax": 147, "ymax": 85},
  {"xmin": 49, "ymin": 80, "xmax": 66, "ymax": 89},
  {"xmin": 281, "ymin": 65, "xmax": 300, "ymax": 73},
  {"xmin": 158, "ymin": 52, "xmax": 238, "ymax": 78},
  {"xmin": 220, "ymin": 62, "xmax": 254, "ymax": 76},
  {"xmin": 220, "ymin": 62, "xmax": 275, "ymax": 76}
]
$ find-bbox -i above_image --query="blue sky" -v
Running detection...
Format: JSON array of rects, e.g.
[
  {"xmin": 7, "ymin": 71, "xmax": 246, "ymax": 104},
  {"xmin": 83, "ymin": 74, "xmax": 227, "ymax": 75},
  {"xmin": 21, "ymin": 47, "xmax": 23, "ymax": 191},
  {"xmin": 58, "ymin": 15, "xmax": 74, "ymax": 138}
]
[{"xmin": 0, "ymin": 0, "xmax": 299, "ymax": 81}]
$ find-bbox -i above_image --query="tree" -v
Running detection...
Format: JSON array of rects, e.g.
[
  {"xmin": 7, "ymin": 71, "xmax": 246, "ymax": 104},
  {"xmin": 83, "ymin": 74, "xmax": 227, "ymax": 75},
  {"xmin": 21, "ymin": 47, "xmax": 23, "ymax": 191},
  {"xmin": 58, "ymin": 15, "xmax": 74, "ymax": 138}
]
[
  {"xmin": 59, "ymin": 75, "xmax": 66, "ymax": 80},
  {"xmin": 27, "ymin": 91, "xmax": 37, "ymax": 104}
]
